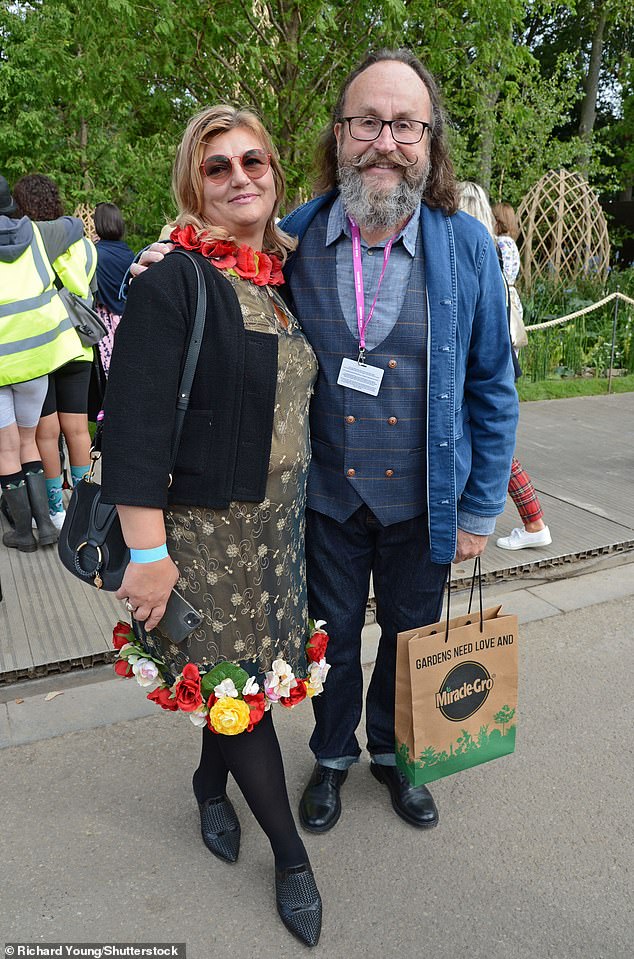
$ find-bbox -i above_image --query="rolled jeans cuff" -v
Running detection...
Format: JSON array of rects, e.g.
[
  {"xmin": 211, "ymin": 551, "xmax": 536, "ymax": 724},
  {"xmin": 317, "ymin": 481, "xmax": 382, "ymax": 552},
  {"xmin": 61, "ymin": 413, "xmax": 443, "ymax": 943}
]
[
  {"xmin": 318, "ymin": 756, "xmax": 359, "ymax": 771},
  {"xmin": 370, "ymin": 753, "xmax": 397, "ymax": 767}
]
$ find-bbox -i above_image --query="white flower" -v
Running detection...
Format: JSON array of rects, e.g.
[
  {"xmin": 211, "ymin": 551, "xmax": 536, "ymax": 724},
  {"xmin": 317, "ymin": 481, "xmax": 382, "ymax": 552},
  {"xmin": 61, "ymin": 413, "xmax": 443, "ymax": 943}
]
[
  {"xmin": 275, "ymin": 564, "xmax": 284, "ymax": 577},
  {"xmin": 231, "ymin": 592, "xmax": 243, "ymax": 607},
  {"xmin": 132, "ymin": 658, "xmax": 159, "ymax": 687},
  {"xmin": 206, "ymin": 572, "xmax": 218, "ymax": 585},
  {"xmin": 257, "ymin": 544, "xmax": 268, "ymax": 557},
  {"xmin": 214, "ymin": 678, "xmax": 239, "ymax": 698},
  {"xmin": 260, "ymin": 591, "xmax": 270, "ymax": 605},
  {"xmin": 264, "ymin": 659, "xmax": 295, "ymax": 699},
  {"xmin": 313, "ymin": 620, "xmax": 327, "ymax": 631},
  {"xmin": 243, "ymin": 676, "xmax": 260, "ymax": 696},
  {"xmin": 226, "ymin": 543, "xmax": 239, "ymax": 558},
  {"xmin": 307, "ymin": 659, "xmax": 331, "ymax": 695},
  {"xmin": 188, "ymin": 707, "xmax": 208, "ymax": 727}
]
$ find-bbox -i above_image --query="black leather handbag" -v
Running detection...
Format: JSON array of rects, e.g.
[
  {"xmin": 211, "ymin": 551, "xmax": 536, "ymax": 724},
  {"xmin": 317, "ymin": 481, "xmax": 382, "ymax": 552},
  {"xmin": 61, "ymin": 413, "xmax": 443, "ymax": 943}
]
[{"xmin": 57, "ymin": 251, "xmax": 207, "ymax": 590}]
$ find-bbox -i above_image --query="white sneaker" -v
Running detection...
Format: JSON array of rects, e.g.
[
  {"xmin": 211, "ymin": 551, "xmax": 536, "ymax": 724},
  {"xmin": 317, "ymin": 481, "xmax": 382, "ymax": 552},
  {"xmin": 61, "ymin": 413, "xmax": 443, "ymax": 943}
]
[
  {"xmin": 32, "ymin": 510, "xmax": 65, "ymax": 529},
  {"xmin": 50, "ymin": 510, "xmax": 66, "ymax": 530},
  {"xmin": 496, "ymin": 526, "xmax": 552, "ymax": 550}
]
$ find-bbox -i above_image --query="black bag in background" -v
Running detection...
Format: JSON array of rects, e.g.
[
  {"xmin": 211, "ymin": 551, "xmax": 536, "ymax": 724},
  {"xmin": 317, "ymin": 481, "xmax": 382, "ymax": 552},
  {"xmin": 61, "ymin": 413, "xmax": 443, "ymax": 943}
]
[{"xmin": 57, "ymin": 251, "xmax": 207, "ymax": 590}]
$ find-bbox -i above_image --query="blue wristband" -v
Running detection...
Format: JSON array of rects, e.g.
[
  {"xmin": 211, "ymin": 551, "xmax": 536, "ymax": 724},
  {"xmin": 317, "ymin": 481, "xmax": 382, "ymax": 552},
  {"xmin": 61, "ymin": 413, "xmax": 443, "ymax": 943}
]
[{"xmin": 129, "ymin": 544, "xmax": 169, "ymax": 564}]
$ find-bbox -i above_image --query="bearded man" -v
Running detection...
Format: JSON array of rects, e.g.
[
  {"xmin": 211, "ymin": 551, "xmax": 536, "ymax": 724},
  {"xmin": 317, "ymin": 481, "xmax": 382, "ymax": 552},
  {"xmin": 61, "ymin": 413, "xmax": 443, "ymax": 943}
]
[{"xmin": 279, "ymin": 49, "xmax": 518, "ymax": 832}]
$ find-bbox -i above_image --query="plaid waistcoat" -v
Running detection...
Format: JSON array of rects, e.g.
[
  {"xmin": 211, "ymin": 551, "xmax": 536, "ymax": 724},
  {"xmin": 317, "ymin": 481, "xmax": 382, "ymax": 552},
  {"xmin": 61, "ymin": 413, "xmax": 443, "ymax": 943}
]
[{"xmin": 289, "ymin": 205, "xmax": 428, "ymax": 526}]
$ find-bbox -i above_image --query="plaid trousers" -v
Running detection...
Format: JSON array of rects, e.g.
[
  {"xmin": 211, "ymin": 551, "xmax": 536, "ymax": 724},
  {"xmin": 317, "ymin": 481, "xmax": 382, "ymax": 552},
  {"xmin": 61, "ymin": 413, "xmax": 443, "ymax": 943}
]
[{"xmin": 508, "ymin": 456, "xmax": 544, "ymax": 523}]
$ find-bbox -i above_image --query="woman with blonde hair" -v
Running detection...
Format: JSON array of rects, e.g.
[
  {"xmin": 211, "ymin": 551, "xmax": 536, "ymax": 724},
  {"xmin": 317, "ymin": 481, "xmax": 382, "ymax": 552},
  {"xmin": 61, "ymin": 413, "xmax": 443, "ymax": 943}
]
[{"xmin": 101, "ymin": 105, "xmax": 323, "ymax": 945}]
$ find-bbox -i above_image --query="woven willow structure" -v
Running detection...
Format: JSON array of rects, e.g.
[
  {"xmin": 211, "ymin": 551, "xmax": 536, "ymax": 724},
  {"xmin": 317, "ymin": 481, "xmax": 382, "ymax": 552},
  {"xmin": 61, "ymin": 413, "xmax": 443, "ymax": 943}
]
[
  {"xmin": 517, "ymin": 169, "xmax": 610, "ymax": 290},
  {"xmin": 72, "ymin": 202, "xmax": 97, "ymax": 242}
]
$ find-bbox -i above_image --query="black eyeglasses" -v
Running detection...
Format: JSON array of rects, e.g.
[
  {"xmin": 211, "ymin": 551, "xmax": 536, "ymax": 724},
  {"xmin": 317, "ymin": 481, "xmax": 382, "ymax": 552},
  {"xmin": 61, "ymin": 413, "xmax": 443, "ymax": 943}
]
[
  {"xmin": 199, "ymin": 148, "xmax": 272, "ymax": 183},
  {"xmin": 343, "ymin": 116, "xmax": 431, "ymax": 145}
]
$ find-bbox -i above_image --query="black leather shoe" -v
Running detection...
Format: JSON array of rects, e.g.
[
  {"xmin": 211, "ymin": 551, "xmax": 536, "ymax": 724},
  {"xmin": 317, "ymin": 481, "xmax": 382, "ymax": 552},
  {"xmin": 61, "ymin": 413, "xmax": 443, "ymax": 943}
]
[
  {"xmin": 370, "ymin": 763, "xmax": 439, "ymax": 828},
  {"xmin": 197, "ymin": 795, "xmax": 241, "ymax": 862},
  {"xmin": 275, "ymin": 863, "xmax": 322, "ymax": 947},
  {"xmin": 298, "ymin": 763, "xmax": 348, "ymax": 833}
]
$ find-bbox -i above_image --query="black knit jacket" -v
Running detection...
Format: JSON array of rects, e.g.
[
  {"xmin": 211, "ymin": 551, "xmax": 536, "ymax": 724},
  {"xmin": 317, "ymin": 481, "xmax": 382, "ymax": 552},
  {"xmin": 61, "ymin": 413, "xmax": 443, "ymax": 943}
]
[{"xmin": 100, "ymin": 252, "xmax": 278, "ymax": 509}]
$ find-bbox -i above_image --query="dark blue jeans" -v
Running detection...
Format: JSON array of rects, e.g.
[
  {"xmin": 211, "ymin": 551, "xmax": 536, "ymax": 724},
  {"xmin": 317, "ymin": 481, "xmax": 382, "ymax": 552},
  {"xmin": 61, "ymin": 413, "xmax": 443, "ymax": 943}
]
[{"xmin": 305, "ymin": 506, "xmax": 448, "ymax": 768}]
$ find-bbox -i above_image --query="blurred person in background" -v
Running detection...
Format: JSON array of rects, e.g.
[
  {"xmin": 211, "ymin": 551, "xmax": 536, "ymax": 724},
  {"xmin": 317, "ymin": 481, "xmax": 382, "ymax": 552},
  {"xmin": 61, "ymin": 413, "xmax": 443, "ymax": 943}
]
[
  {"xmin": 0, "ymin": 175, "xmax": 89, "ymax": 550},
  {"xmin": 13, "ymin": 174, "xmax": 97, "ymax": 530},
  {"xmin": 93, "ymin": 202, "xmax": 134, "ymax": 376},
  {"xmin": 458, "ymin": 183, "xmax": 551, "ymax": 551}
]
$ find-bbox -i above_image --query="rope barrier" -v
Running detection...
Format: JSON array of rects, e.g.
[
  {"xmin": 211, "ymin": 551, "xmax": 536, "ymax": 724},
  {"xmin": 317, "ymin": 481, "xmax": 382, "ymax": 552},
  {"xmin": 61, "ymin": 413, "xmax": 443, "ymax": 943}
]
[{"xmin": 525, "ymin": 291, "xmax": 634, "ymax": 332}]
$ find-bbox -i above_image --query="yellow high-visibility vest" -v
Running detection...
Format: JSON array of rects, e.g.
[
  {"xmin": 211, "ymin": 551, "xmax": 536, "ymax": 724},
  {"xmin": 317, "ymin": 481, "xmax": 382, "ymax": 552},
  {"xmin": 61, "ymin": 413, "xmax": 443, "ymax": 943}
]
[
  {"xmin": 53, "ymin": 234, "xmax": 98, "ymax": 362},
  {"xmin": 0, "ymin": 223, "xmax": 88, "ymax": 386}
]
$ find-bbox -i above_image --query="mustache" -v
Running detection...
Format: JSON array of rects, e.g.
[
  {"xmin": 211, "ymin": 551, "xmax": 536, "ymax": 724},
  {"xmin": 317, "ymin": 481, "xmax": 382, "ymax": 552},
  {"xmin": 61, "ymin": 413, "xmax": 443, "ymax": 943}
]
[{"xmin": 348, "ymin": 149, "xmax": 419, "ymax": 170}]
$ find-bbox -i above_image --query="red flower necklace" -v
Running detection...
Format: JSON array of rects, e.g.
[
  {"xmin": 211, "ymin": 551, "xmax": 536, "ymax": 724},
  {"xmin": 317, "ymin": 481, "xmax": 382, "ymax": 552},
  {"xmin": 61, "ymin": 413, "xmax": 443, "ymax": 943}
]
[{"xmin": 170, "ymin": 224, "xmax": 284, "ymax": 286}]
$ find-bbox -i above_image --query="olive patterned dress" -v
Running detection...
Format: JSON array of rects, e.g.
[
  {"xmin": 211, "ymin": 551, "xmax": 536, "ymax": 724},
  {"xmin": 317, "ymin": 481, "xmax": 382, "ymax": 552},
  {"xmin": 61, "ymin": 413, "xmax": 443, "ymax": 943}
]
[{"xmin": 140, "ymin": 273, "xmax": 317, "ymax": 686}]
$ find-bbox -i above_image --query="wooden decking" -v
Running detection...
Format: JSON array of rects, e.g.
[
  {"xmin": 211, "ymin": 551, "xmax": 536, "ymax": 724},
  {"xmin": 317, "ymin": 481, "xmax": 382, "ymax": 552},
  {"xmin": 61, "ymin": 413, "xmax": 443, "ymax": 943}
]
[{"xmin": 1, "ymin": 392, "xmax": 633, "ymax": 683}]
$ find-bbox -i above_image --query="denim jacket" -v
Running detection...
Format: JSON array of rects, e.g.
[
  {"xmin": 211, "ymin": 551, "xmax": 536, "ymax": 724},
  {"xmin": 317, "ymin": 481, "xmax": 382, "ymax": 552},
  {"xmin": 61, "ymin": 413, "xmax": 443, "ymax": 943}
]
[{"xmin": 282, "ymin": 198, "xmax": 516, "ymax": 564}]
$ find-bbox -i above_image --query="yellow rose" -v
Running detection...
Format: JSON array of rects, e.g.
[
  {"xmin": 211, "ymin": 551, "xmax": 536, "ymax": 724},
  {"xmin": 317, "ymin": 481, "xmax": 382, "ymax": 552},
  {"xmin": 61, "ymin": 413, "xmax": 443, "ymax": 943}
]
[{"xmin": 209, "ymin": 696, "xmax": 251, "ymax": 735}]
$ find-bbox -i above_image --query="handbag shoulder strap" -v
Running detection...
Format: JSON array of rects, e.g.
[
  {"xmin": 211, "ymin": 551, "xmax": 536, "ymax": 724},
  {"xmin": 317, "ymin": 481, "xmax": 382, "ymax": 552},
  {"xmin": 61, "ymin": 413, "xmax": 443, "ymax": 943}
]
[
  {"xmin": 93, "ymin": 248, "xmax": 207, "ymax": 476},
  {"xmin": 168, "ymin": 249, "xmax": 207, "ymax": 475}
]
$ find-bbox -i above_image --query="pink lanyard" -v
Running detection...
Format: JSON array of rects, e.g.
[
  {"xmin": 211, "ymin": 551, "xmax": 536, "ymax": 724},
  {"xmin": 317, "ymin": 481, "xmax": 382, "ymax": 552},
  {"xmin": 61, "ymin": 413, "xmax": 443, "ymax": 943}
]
[{"xmin": 350, "ymin": 217, "xmax": 396, "ymax": 363}]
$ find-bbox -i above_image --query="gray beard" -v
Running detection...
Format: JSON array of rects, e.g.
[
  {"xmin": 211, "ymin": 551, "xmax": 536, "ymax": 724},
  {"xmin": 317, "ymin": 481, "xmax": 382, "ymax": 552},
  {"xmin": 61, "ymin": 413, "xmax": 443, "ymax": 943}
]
[{"xmin": 337, "ymin": 156, "xmax": 430, "ymax": 233}]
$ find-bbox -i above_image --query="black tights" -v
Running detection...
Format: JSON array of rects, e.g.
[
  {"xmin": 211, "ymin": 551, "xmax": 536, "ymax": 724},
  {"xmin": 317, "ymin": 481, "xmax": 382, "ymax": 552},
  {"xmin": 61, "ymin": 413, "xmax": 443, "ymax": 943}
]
[{"xmin": 192, "ymin": 711, "xmax": 308, "ymax": 870}]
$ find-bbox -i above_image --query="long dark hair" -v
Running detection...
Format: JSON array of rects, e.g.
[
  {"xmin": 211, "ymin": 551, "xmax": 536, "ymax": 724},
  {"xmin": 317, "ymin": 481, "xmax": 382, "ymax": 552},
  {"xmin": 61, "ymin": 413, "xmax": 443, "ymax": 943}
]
[{"xmin": 314, "ymin": 49, "xmax": 459, "ymax": 216}]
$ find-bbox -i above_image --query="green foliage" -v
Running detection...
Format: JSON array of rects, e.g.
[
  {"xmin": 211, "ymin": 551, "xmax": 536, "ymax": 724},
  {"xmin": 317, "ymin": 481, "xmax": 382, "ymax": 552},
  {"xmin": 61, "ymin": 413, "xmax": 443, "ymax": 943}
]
[
  {"xmin": 520, "ymin": 267, "xmax": 634, "ymax": 381},
  {"xmin": 200, "ymin": 662, "xmax": 249, "ymax": 699},
  {"xmin": 0, "ymin": 1, "xmax": 629, "ymax": 246}
]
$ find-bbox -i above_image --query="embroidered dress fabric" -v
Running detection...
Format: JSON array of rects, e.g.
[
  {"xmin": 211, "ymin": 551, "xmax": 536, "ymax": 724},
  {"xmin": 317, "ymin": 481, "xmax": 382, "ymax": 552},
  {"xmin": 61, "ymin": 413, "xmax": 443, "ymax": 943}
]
[{"xmin": 140, "ymin": 274, "xmax": 318, "ymax": 685}]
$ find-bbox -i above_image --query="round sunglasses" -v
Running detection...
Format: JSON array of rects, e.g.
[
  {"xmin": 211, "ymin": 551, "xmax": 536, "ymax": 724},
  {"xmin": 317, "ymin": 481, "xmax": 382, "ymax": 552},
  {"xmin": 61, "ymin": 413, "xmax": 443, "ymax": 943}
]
[{"xmin": 199, "ymin": 149, "xmax": 272, "ymax": 184}]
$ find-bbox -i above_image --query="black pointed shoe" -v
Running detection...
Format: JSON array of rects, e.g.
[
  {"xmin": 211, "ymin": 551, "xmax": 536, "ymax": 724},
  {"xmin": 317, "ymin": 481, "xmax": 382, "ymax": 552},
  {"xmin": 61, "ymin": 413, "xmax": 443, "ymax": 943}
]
[
  {"xmin": 197, "ymin": 795, "xmax": 241, "ymax": 862},
  {"xmin": 275, "ymin": 863, "xmax": 322, "ymax": 947},
  {"xmin": 370, "ymin": 762, "xmax": 439, "ymax": 829},
  {"xmin": 298, "ymin": 763, "xmax": 348, "ymax": 833}
]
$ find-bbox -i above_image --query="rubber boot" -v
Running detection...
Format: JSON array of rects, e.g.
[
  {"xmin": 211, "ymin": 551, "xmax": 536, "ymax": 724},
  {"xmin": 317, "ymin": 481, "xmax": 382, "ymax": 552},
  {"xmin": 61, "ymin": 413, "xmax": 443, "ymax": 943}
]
[
  {"xmin": 0, "ymin": 493, "xmax": 14, "ymax": 528},
  {"xmin": 25, "ymin": 471, "xmax": 59, "ymax": 546},
  {"xmin": 1, "ymin": 485, "xmax": 38, "ymax": 552}
]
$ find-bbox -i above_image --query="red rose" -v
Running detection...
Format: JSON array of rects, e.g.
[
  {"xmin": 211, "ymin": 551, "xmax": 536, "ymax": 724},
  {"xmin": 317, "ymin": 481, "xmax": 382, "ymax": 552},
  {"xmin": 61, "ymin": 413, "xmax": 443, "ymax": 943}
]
[
  {"xmin": 268, "ymin": 254, "xmax": 285, "ymax": 286},
  {"xmin": 201, "ymin": 238, "xmax": 237, "ymax": 269},
  {"xmin": 306, "ymin": 631, "xmax": 328, "ymax": 663},
  {"xmin": 114, "ymin": 659, "xmax": 133, "ymax": 678},
  {"xmin": 173, "ymin": 664, "xmax": 203, "ymax": 712},
  {"xmin": 170, "ymin": 224, "xmax": 199, "ymax": 250},
  {"xmin": 112, "ymin": 621, "xmax": 133, "ymax": 650},
  {"xmin": 255, "ymin": 252, "xmax": 272, "ymax": 285},
  {"xmin": 147, "ymin": 685, "xmax": 179, "ymax": 711},
  {"xmin": 244, "ymin": 692, "xmax": 266, "ymax": 730},
  {"xmin": 280, "ymin": 679, "xmax": 307, "ymax": 708},
  {"xmin": 234, "ymin": 244, "xmax": 258, "ymax": 279}
]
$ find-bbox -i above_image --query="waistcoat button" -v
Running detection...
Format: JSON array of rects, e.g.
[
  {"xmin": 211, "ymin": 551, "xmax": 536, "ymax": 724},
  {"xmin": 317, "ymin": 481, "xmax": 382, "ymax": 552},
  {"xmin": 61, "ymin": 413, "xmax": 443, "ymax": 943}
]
[
  {"xmin": 345, "ymin": 415, "xmax": 356, "ymax": 424},
  {"xmin": 388, "ymin": 359, "xmax": 397, "ymax": 369},
  {"xmin": 388, "ymin": 416, "xmax": 398, "ymax": 425},
  {"xmin": 385, "ymin": 469, "xmax": 394, "ymax": 477},
  {"xmin": 347, "ymin": 468, "xmax": 356, "ymax": 477}
]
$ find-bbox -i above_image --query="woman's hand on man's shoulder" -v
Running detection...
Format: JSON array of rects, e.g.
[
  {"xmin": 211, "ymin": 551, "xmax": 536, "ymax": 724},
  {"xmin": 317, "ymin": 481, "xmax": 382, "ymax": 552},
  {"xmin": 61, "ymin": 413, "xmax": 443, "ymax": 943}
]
[{"xmin": 130, "ymin": 241, "xmax": 175, "ymax": 278}]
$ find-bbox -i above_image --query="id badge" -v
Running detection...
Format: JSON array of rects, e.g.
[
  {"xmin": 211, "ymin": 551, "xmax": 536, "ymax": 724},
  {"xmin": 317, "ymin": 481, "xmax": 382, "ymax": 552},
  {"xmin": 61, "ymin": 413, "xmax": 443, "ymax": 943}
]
[{"xmin": 337, "ymin": 357, "xmax": 384, "ymax": 396}]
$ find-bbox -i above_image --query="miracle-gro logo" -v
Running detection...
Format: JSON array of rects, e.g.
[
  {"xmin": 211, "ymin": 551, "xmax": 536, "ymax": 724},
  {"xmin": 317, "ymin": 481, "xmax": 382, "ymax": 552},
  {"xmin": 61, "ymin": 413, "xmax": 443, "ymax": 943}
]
[{"xmin": 435, "ymin": 661, "xmax": 494, "ymax": 721}]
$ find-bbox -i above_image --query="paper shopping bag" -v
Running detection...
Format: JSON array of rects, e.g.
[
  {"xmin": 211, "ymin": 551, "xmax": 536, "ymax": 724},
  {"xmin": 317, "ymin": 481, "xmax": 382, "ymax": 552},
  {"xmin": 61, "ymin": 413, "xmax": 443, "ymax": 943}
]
[{"xmin": 395, "ymin": 604, "xmax": 518, "ymax": 786}]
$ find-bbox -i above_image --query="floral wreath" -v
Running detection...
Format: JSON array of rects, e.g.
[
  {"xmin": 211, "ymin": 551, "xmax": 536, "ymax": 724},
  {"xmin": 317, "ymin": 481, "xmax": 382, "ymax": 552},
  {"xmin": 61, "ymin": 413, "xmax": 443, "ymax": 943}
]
[
  {"xmin": 112, "ymin": 619, "xmax": 330, "ymax": 736},
  {"xmin": 170, "ymin": 225, "xmax": 285, "ymax": 287}
]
